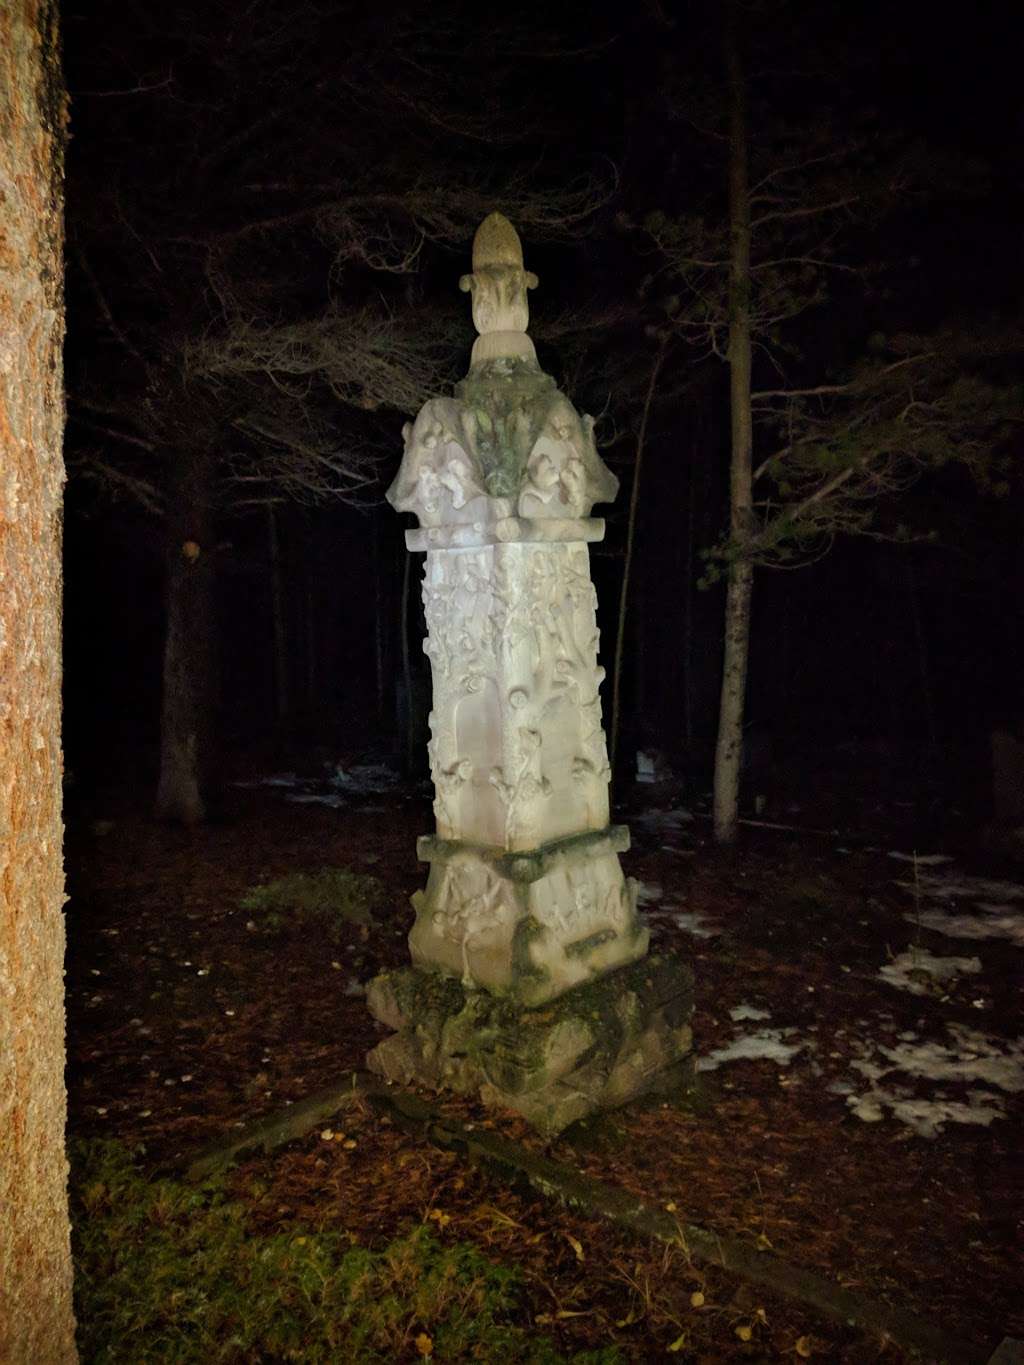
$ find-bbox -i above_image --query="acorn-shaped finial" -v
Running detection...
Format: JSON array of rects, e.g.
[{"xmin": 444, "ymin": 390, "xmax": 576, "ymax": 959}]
[
  {"xmin": 460, "ymin": 213, "xmax": 538, "ymax": 344},
  {"xmin": 471, "ymin": 212, "xmax": 524, "ymax": 271}
]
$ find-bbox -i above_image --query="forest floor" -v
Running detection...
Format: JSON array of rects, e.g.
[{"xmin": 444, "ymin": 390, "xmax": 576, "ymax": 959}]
[{"xmin": 64, "ymin": 757, "xmax": 1023, "ymax": 1363}]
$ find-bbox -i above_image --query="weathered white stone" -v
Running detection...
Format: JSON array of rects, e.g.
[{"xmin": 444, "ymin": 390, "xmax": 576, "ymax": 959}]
[
  {"xmin": 383, "ymin": 214, "xmax": 638, "ymax": 1000},
  {"xmin": 368, "ymin": 215, "xmax": 693, "ymax": 1126},
  {"xmin": 408, "ymin": 829, "xmax": 648, "ymax": 1004}
]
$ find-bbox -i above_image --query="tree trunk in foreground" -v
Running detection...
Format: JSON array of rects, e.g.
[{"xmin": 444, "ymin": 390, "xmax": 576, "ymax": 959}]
[
  {"xmin": 713, "ymin": 0, "xmax": 754, "ymax": 845},
  {"xmin": 155, "ymin": 448, "xmax": 217, "ymax": 823},
  {"xmin": 0, "ymin": 3, "xmax": 78, "ymax": 1358}
]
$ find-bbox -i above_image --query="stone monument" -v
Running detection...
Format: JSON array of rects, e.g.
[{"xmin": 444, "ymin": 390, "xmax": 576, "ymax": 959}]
[{"xmin": 366, "ymin": 213, "xmax": 693, "ymax": 1135}]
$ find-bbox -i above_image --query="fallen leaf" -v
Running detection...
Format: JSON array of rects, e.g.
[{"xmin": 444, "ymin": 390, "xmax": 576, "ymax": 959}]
[
  {"xmin": 795, "ymin": 1335, "xmax": 813, "ymax": 1358},
  {"xmin": 735, "ymin": 1323, "xmax": 753, "ymax": 1341},
  {"xmin": 668, "ymin": 1332, "xmax": 689, "ymax": 1352},
  {"xmin": 428, "ymin": 1208, "xmax": 451, "ymax": 1228},
  {"xmin": 565, "ymin": 1234, "xmax": 584, "ymax": 1263},
  {"xmin": 690, "ymin": 1291, "xmax": 705, "ymax": 1308},
  {"xmin": 755, "ymin": 1232, "xmax": 773, "ymax": 1251},
  {"xmin": 415, "ymin": 1332, "xmax": 433, "ymax": 1357}
]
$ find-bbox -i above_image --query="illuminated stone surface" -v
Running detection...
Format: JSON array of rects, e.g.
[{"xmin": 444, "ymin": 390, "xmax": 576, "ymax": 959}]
[{"xmin": 367, "ymin": 215, "xmax": 692, "ymax": 1125}]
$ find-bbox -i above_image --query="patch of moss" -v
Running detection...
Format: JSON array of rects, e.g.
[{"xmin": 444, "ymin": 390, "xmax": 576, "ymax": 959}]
[
  {"xmin": 240, "ymin": 867, "xmax": 382, "ymax": 943},
  {"xmin": 71, "ymin": 1141, "xmax": 621, "ymax": 1364}
]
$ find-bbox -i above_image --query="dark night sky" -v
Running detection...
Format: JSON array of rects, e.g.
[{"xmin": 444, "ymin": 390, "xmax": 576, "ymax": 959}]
[{"xmin": 60, "ymin": 0, "xmax": 1023, "ymax": 814}]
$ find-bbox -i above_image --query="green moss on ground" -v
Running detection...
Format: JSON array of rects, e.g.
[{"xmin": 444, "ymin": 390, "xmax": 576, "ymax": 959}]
[
  {"xmin": 240, "ymin": 867, "xmax": 382, "ymax": 943},
  {"xmin": 71, "ymin": 1141, "xmax": 620, "ymax": 1364}
]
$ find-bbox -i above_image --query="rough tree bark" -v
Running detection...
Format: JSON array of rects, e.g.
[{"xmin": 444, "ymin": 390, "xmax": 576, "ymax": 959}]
[
  {"xmin": 154, "ymin": 447, "xmax": 217, "ymax": 823},
  {"xmin": 712, "ymin": 0, "xmax": 754, "ymax": 845},
  {"xmin": 0, "ymin": 2, "xmax": 78, "ymax": 1358}
]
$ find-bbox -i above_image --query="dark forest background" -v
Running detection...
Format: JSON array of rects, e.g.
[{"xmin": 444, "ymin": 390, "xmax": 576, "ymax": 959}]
[{"xmin": 61, "ymin": 0, "xmax": 1023, "ymax": 825}]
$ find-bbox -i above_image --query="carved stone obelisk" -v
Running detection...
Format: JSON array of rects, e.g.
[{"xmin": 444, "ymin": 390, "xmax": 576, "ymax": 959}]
[{"xmin": 366, "ymin": 214, "xmax": 693, "ymax": 1134}]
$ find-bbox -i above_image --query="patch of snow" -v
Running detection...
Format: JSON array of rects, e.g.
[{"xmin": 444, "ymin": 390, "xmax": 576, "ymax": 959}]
[
  {"xmin": 878, "ymin": 947, "xmax": 982, "ymax": 997},
  {"xmin": 875, "ymin": 1025, "xmax": 1024, "ymax": 1093},
  {"xmin": 329, "ymin": 763, "xmax": 401, "ymax": 794},
  {"xmin": 729, "ymin": 1004, "xmax": 771, "ymax": 1022},
  {"xmin": 236, "ymin": 762, "xmax": 403, "ymax": 804},
  {"xmin": 234, "ymin": 772, "xmax": 301, "ymax": 789},
  {"xmin": 697, "ymin": 1028, "xmax": 806, "ymax": 1072},
  {"xmin": 887, "ymin": 851, "xmax": 955, "ymax": 865},
  {"xmin": 285, "ymin": 792, "xmax": 346, "ymax": 809},
  {"xmin": 646, "ymin": 907, "xmax": 721, "ymax": 939},
  {"xmin": 635, "ymin": 881, "xmax": 662, "ymax": 906},
  {"xmin": 841, "ymin": 1024, "xmax": 1024, "ymax": 1138},
  {"xmin": 898, "ymin": 871, "xmax": 1024, "ymax": 902},
  {"xmin": 846, "ymin": 1085, "xmax": 1005, "ymax": 1139},
  {"xmin": 905, "ymin": 904, "xmax": 1024, "ymax": 948},
  {"xmin": 827, "ymin": 1078, "xmax": 854, "ymax": 1096},
  {"xmin": 632, "ymin": 807, "xmax": 694, "ymax": 836}
]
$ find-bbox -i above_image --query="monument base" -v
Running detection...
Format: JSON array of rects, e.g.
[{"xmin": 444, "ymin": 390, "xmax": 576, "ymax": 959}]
[
  {"xmin": 409, "ymin": 827, "xmax": 649, "ymax": 1007},
  {"xmin": 365, "ymin": 954, "xmax": 694, "ymax": 1136}
]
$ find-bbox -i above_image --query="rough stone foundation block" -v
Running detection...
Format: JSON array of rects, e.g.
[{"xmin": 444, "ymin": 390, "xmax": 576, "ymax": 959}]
[{"xmin": 366, "ymin": 953, "xmax": 694, "ymax": 1136}]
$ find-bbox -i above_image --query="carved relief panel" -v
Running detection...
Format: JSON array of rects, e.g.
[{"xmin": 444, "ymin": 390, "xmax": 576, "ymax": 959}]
[{"xmin": 421, "ymin": 540, "xmax": 611, "ymax": 852}]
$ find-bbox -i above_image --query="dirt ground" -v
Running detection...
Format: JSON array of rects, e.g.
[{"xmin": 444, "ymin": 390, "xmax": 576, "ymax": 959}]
[{"xmin": 64, "ymin": 765, "xmax": 1023, "ymax": 1362}]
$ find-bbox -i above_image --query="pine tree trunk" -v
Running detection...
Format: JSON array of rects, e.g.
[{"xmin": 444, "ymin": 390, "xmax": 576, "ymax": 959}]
[
  {"xmin": 713, "ymin": 0, "xmax": 755, "ymax": 845},
  {"xmin": 155, "ymin": 448, "xmax": 217, "ymax": 824},
  {"xmin": 0, "ymin": 3, "xmax": 78, "ymax": 1356}
]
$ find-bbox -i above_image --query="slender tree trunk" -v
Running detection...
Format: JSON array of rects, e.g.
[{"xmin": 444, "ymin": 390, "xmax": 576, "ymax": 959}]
[
  {"xmin": 713, "ymin": 1, "xmax": 755, "ymax": 845},
  {"xmin": 155, "ymin": 447, "xmax": 217, "ymax": 823},
  {"xmin": 610, "ymin": 344, "xmax": 666, "ymax": 779},
  {"xmin": 266, "ymin": 502, "xmax": 290, "ymax": 734},
  {"xmin": 0, "ymin": 3, "xmax": 78, "ymax": 1356}
]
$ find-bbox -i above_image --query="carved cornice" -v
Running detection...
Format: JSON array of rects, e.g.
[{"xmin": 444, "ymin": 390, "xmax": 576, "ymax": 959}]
[{"xmin": 386, "ymin": 215, "xmax": 618, "ymax": 537}]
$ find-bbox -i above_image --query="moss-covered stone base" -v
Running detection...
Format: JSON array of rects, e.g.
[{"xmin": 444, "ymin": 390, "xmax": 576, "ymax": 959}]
[{"xmin": 365, "ymin": 954, "xmax": 694, "ymax": 1136}]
